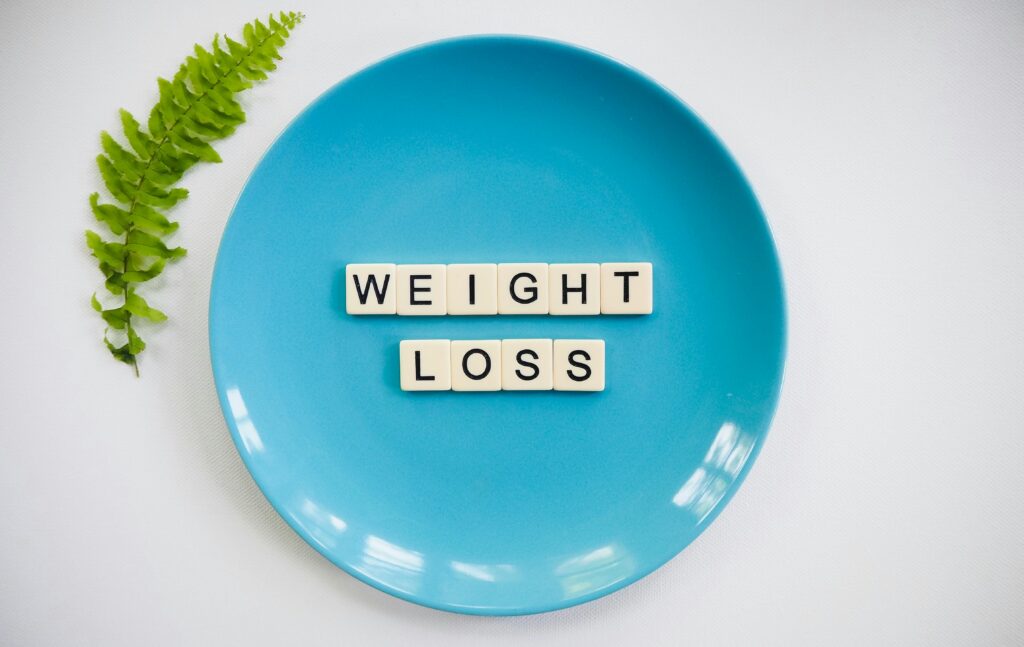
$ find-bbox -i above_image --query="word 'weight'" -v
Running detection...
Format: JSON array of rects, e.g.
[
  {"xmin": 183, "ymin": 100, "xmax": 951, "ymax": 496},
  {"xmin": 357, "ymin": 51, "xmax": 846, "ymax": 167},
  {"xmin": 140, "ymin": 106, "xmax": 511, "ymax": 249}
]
[{"xmin": 346, "ymin": 263, "xmax": 653, "ymax": 316}]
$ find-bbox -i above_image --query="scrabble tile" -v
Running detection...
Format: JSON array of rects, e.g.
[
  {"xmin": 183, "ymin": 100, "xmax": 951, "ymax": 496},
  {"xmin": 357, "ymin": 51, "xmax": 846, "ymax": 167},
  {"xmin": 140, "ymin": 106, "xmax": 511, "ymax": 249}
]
[
  {"xmin": 501, "ymin": 339, "xmax": 553, "ymax": 390},
  {"xmin": 497, "ymin": 263, "xmax": 549, "ymax": 314},
  {"xmin": 548, "ymin": 263, "xmax": 601, "ymax": 315},
  {"xmin": 600, "ymin": 262, "xmax": 653, "ymax": 314},
  {"xmin": 345, "ymin": 264, "xmax": 396, "ymax": 314},
  {"xmin": 553, "ymin": 339, "xmax": 605, "ymax": 391},
  {"xmin": 400, "ymin": 340, "xmax": 451, "ymax": 391},
  {"xmin": 446, "ymin": 264, "xmax": 498, "ymax": 315},
  {"xmin": 397, "ymin": 264, "xmax": 447, "ymax": 316},
  {"xmin": 451, "ymin": 340, "xmax": 502, "ymax": 391}
]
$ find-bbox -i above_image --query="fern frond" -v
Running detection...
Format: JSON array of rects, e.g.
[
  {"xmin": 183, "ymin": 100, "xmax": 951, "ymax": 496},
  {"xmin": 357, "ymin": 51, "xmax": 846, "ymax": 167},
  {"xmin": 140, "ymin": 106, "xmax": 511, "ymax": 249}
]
[{"xmin": 87, "ymin": 11, "xmax": 303, "ymax": 375}]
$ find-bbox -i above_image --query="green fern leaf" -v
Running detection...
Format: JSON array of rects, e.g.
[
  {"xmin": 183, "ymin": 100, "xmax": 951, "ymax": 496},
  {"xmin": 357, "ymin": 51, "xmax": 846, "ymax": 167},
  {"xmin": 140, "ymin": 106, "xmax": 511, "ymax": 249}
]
[
  {"xmin": 132, "ymin": 203, "xmax": 179, "ymax": 236},
  {"xmin": 102, "ymin": 309, "xmax": 130, "ymax": 331},
  {"xmin": 85, "ymin": 230, "xmax": 126, "ymax": 271},
  {"xmin": 135, "ymin": 184, "xmax": 189, "ymax": 208},
  {"xmin": 100, "ymin": 133, "xmax": 145, "ymax": 181},
  {"xmin": 170, "ymin": 127, "xmax": 222, "ymax": 161},
  {"xmin": 125, "ymin": 229, "xmax": 187, "ymax": 260},
  {"xmin": 89, "ymin": 193, "xmax": 131, "ymax": 234},
  {"xmin": 124, "ymin": 289, "xmax": 168, "ymax": 322},
  {"xmin": 86, "ymin": 11, "xmax": 304, "ymax": 375},
  {"xmin": 120, "ymin": 110, "xmax": 154, "ymax": 160},
  {"xmin": 105, "ymin": 274, "xmax": 127, "ymax": 296},
  {"xmin": 105, "ymin": 336, "xmax": 138, "ymax": 370},
  {"xmin": 122, "ymin": 258, "xmax": 167, "ymax": 283}
]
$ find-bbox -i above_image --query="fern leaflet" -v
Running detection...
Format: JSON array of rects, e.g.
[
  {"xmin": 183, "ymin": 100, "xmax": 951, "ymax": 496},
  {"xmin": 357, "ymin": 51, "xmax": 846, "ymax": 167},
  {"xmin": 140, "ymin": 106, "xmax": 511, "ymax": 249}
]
[{"xmin": 87, "ymin": 11, "xmax": 303, "ymax": 375}]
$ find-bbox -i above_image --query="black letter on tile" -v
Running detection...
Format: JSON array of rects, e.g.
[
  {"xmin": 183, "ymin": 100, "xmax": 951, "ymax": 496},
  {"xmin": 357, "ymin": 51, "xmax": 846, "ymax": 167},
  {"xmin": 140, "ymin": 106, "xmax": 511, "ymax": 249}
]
[
  {"xmin": 468, "ymin": 274, "xmax": 476, "ymax": 305},
  {"xmin": 515, "ymin": 349, "xmax": 540, "ymax": 380},
  {"xmin": 566, "ymin": 350, "xmax": 592, "ymax": 382},
  {"xmin": 462, "ymin": 348, "xmax": 491, "ymax": 380},
  {"xmin": 510, "ymin": 273, "xmax": 538, "ymax": 304},
  {"xmin": 352, "ymin": 274, "xmax": 391, "ymax": 305},
  {"xmin": 561, "ymin": 273, "xmax": 587, "ymax": 305},
  {"xmin": 614, "ymin": 271, "xmax": 640, "ymax": 302},
  {"xmin": 410, "ymin": 274, "xmax": 432, "ymax": 305},
  {"xmin": 414, "ymin": 351, "xmax": 435, "ymax": 381}
]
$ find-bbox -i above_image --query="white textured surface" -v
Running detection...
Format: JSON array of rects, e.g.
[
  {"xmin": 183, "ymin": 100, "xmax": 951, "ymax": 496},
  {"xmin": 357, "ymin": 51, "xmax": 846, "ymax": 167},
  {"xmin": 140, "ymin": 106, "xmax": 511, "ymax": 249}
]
[{"xmin": 1, "ymin": 1, "xmax": 1023, "ymax": 644}]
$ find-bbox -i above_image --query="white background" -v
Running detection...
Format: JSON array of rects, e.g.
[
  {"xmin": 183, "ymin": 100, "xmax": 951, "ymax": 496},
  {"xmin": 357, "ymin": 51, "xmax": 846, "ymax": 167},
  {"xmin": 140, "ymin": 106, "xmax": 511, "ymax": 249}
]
[{"xmin": 1, "ymin": 1, "xmax": 1022, "ymax": 645}]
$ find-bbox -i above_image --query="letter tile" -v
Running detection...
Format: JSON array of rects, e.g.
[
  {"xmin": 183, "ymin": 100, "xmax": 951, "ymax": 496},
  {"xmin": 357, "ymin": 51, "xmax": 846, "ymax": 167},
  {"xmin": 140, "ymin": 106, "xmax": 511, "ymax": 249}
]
[
  {"xmin": 447, "ymin": 264, "xmax": 498, "ymax": 315},
  {"xmin": 451, "ymin": 340, "xmax": 502, "ymax": 391},
  {"xmin": 600, "ymin": 262, "xmax": 653, "ymax": 314},
  {"xmin": 501, "ymin": 339, "xmax": 553, "ymax": 390},
  {"xmin": 553, "ymin": 339, "xmax": 605, "ymax": 391},
  {"xmin": 345, "ymin": 263, "xmax": 396, "ymax": 314},
  {"xmin": 400, "ymin": 340, "xmax": 451, "ymax": 391},
  {"xmin": 397, "ymin": 264, "xmax": 447, "ymax": 315},
  {"xmin": 497, "ymin": 263, "xmax": 549, "ymax": 314},
  {"xmin": 548, "ymin": 263, "xmax": 600, "ymax": 315}
]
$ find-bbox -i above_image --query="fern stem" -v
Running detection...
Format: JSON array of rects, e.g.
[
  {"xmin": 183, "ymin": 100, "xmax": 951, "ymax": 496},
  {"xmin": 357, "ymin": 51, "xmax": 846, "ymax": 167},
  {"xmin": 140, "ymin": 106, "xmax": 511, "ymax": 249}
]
[{"xmin": 116, "ymin": 16, "xmax": 298, "ymax": 370}]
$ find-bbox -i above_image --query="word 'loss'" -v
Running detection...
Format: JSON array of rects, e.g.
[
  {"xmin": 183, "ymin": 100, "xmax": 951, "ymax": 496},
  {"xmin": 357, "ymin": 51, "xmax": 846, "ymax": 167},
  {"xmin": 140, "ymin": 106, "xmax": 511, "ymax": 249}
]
[
  {"xmin": 346, "ymin": 263, "xmax": 652, "ymax": 315},
  {"xmin": 401, "ymin": 339, "xmax": 605, "ymax": 392}
]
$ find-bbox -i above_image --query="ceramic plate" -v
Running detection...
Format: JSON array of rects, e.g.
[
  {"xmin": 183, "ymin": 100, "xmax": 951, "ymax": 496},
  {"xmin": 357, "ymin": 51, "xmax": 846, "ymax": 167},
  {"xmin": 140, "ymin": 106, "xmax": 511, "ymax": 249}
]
[{"xmin": 210, "ymin": 35, "xmax": 785, "ymax": 615}]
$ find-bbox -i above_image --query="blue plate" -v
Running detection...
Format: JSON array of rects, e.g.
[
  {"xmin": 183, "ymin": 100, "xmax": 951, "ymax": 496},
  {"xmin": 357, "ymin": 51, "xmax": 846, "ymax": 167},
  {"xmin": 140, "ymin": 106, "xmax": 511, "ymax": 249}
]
[{"xmin": 210, "ymin": 35, "xmax": 785, "ymax": 615}]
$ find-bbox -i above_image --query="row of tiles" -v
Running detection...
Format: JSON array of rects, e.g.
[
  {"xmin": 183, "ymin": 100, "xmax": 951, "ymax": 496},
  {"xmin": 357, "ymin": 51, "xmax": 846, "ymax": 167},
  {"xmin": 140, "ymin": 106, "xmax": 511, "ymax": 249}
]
[
  {"xmin": 346, "ymin": 263, "xmax": 652, "ymax": 316},
  {"xmin": 400, "ymin": 339, "xmax": 605, "ymax": 392}
]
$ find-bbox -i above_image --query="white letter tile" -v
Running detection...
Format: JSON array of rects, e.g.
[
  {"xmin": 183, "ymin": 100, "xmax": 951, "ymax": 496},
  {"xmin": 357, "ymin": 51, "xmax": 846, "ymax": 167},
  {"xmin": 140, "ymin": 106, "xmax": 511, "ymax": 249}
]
[
  {"xmin": 553, "ymin": 339, "xmax": 605, "ymax": 391},
  {"xmin": 451, "ymin": 340, "xmax": 502, "ymax": 391},
  {"xmin": 548, "ymin": 263, "xmax": 601, "ymax": 315},
  {"xmin": 600, "ymin": 262, "xmax": 653, "ymax": 314},
  {"xmin": 400, "ymin": 340, "xmax": 451, "ymax": 391},
  {"xmin": 345, "ymin": 264, "xmax": 396, "ymax": 315},
  {"xmin": 397, "ymin": 264, "xmax": 447, "ymax": 316},
  {"xmin": 501, "ymin": 339, "xmax": 553, "ymax": 390},
  {"xmin": 446, "ymin": 264, "xmax": 498, "ymax": 315},
  {"xmin": 497, "ymin": 263, "xmax": 549, "ymax": 314}
]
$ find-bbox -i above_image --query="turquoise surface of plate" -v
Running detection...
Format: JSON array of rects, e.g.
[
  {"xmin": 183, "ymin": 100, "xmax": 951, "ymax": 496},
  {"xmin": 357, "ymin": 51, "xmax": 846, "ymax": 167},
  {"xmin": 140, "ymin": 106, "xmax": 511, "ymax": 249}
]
[{"xmin": 210, "ymin": 35, "xmax": 786, "ymax": 615}]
